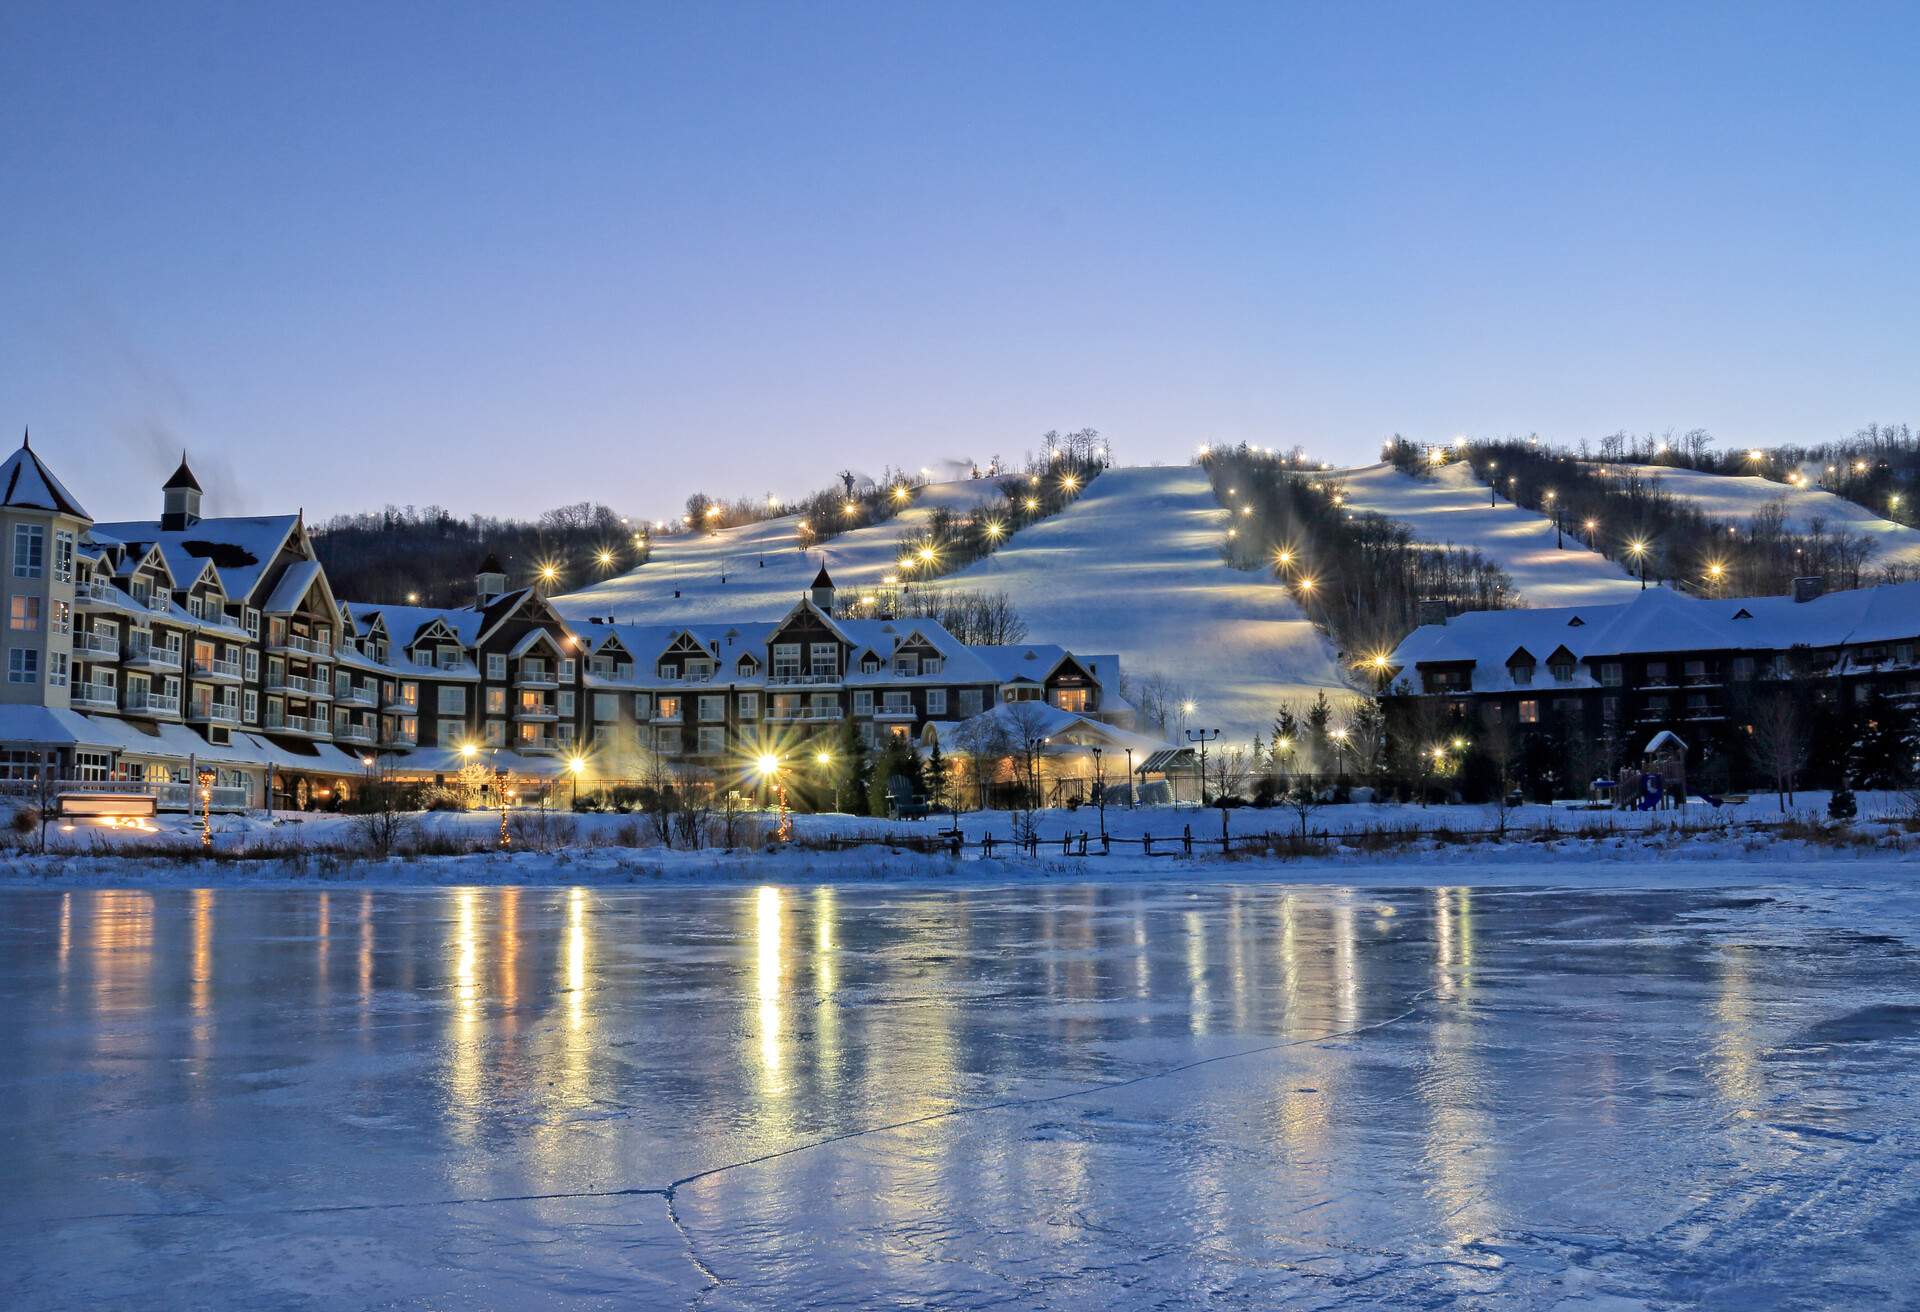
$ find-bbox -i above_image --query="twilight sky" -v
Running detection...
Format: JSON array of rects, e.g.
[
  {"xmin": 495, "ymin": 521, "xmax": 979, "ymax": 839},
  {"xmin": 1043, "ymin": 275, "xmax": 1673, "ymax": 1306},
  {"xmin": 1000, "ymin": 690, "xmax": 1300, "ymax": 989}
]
[{"xmin": 3, "ymin": 2, "xmax": 1916, "ymax": 523}]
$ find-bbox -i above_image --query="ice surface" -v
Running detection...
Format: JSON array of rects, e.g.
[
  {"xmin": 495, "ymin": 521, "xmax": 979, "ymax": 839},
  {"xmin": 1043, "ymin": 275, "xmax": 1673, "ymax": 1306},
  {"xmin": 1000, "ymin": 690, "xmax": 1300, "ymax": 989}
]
[{"xmin": 2, "ymin": 881, "xmax": 1917, "ymax": 1310}]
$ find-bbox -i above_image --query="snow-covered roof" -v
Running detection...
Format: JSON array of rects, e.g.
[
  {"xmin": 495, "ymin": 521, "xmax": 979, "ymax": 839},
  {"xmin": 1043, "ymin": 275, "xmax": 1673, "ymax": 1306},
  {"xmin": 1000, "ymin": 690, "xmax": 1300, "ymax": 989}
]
[
  {"xmin": 0, "ymin": 436, "xmax": 88, "ymax": 519},
  {"xmin": 924, "ymin": 702, "xmax": 1170, "ymax": 756},
  {"xmin": 0, "ymin": 705, "xmax": 121, "ymax": 748},
  {"xmin": 1389, "ymin": 579, "xmax": 1920, "ymax": 694},
  {"xmin": 92, "ymin": 515, "xmax": 301, "ymax": 604},
  {"xmin": 343, "ymin": 601, "xmax": 486, "ymax": 649},
  {"xmin": 263, "ymin": 559, "xmax": 324, "ymax": 614}
]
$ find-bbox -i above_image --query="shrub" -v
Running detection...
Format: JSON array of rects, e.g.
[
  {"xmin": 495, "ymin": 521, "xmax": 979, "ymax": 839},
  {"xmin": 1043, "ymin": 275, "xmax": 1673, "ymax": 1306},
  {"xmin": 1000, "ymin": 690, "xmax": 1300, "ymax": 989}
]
[{"xmin": 1828, "ymin": 789, "xmax": 1858, "ymax": 820}]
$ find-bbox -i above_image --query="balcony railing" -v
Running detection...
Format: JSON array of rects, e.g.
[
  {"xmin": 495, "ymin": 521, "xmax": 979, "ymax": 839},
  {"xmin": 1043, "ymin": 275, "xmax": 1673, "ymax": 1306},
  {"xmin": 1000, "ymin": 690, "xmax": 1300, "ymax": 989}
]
[
  {"xmin": 378, "ymin": 729, "xmax": 418, "ymax": 749},
  {"xmin": 144, "ymin": 593, "xmax": 172, "ymax": 614},
  {"xmin": 188, "ymin": 703, "xmax": 239, "ymax": 724},
  {"xmin": 72, "ymin": 685, "xmax": 119, "ymax": 710},
  {"xmin": 265, "ymin": 710, "xmax": 330, "ymax": 736},
  {"xmin": 126, "ymin": 691, "xmax": 180, "ymax": 716},
  {"xmin": 193, "ymin": 657, "xmax": 243, "ymax": 681},
  {"xmin": 74, "ymin": 632, "xmax": 121, "ymax": 659},
  {"xmin": 335, "ymin": 723, "xmax": 375, "ymax": 745},
  {"xmin": 517, "ymin": 735, "xmax": 561, "ymax": 754},
  {"xmin": 125, "ymin": 642, "xmax": 183, "ymax": 669},
  {"xmin": 766, "ymin": 706, "xmax": 846, "ymax": 723},
  {"xmin": 514, "ymin": 667, "xmax": 558, "ymax": 688},
  {"xmin": 382, "ymin": 696, "xmax": 419, "ymax": 714},
  {"xmin": 767, "ymin": 671, "xmax": 841, "ymax": 687},
  {"xmin": 514, "ymin": 705, "xmax": 559, "ymax": 721},
  {"xmin": 874, "ymin": 705, "xmax": 917, "ymax": 721},
  {"xmin": 271, "ymin": 633, "xmax": 332, "ymax": 657},
  {"xmin": 32, "ymin": 778, "xmax": 249, "ymax": 813},
  {"xmin": 654, "ymin": 669, "xmax": 715, "ymax": 684},
  {"xmin": 334, "ymin": 684, "xmax": 377, "ymax": 708},
  {"xmin": 267, "ymin": 673, "xmax": 332, "ymax": 698},
  {"xmin": 76, "ymin": 580, "xmax": 121, "ymax": 605}
]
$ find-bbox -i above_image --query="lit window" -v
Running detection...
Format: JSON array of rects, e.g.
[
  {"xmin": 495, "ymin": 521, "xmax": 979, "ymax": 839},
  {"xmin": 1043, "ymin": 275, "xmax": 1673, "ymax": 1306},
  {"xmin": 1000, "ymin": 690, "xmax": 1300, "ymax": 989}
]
[{"xmin": 9, "ymin": 596, "xmax": 40, "ymax": 631}]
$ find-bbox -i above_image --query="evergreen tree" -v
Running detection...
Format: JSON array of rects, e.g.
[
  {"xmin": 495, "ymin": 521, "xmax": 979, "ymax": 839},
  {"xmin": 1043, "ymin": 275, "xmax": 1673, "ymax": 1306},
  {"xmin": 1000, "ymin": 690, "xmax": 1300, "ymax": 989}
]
[
  {"xmin": 926, "ymin": 739, "xmax": 949, "ymax": 810},
  {"xmin": 1847, "ymin": 688, "xmax": 1916, "ymax": 788},
  {"xmin": 1305, "ymin": 692, "xmax": 1333, "ymax": 775},
  {"xmin": 836, "ymin": 716, "xmax": 872, "ymax": 816}
]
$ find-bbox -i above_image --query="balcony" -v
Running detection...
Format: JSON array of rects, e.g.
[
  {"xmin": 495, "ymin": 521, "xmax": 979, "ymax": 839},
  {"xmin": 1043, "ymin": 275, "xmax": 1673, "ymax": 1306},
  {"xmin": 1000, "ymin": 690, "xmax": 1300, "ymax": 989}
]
[
  {"xmin": 267, "ymin": 672, "xmax": 332, "ymax": 699},
  {"xmin": 767, "ymin": 671, "xmax": 842, "ymax": 687},
  {"xmin": 188, "ymin": 702, "xmax": 240, "ymax": 725},
  {"xmin": 74, "ymin": 632, "xmax": 121, "ymax": 660},
  {"xmin": 72, "ymin": 684, "xmax": 119, "ymax": 711},
  {"xmin": 514, "ymin": 703, "xmax": 559, "ymax": 721},
  {"xmin": 126, "ymin": 690, "xmax": 180, "ymax": 717},
  {"xmin": 654, "ymin": 669, "xmax": 715, "ymax": 684},
  {"xmin": 516, "ymin": 735, "xmax": 561, "ymax": 754},
  {"xmin": 125, "ymin": 642, "xmax": 183, "ymax": 671},
  {"xmin": 76, "ymin": 580, "xmax": 122, "ymax": 607},
  {"xmin": 383, "ymin": 695, "xmax": 419, "ymax": 715},
  {"xmin": 422, "ymin": 659, "xmax": 475, "ymax": 676},
  {"xmin": 653, "ymin": 709, "xmax": 685, "ymax": 724},
  {"xmin": 335, "ymin": 723, "xmax": 375, "ymax": 746},
  {"xmin": 335, "ymin": 684, "xmax": 378, "ymax": 709},
  {"xmin": 874, "ymin": 705, "xmax": 917, "ymax": 721},
  {"xmin": 269, "ymin": 633, "xmax": 332, "ymax": 658},
  {"xmin": 766, "ymin": 706, "xmax": 845, "ymax": 723},
  {"xmin": 265, "ymin": 710, "xmax": 330, "ymax": 737},
  {"xmin": 192, "ymin": 657, "xmax": 243, "ymax": 682},
  {"xmin": 514, "ymin": 666, "xmax": 558, "ymax": 689},
  {"xmin": 378, "ymin": 729, "xmax": 418, "ymax": 750}
]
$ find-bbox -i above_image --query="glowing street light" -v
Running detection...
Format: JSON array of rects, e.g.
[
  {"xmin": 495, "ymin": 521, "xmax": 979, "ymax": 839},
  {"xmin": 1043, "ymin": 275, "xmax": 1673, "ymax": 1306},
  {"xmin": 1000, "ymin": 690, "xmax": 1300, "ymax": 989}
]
[
  {"xmin": 756, "ymin": 753, "xmax": 792, "ymax": 841},
  {"xmin": 1627, "ymin": 538, "xmax": 1650, "ymax": 589},
  {"xmin": 983, "ymin": 519, "xmax": 1004, "ymax": 540},
  {"xmin": 566, "ymin": 754, "xmax": 586, "ymax": 806},
  {"xmin": 596, "ymin": 549, "xmax": 614, "ymax": 568},
  {"xmin": 1024, "ymin": 496, "xmax": 1039, "ymax": 511}
]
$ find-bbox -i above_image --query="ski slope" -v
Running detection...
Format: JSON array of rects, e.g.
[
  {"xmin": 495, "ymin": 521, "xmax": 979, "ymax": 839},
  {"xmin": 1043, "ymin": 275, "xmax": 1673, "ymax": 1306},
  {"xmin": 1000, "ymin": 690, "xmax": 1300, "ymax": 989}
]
[
  {"xmin": 558, "ymin": 466, "xmax": 1351, "ymax": 740},
  {"xmin": 1606, "ymin": 464, "xmax": 1920, "ymax": 568},
  {"xmin": 1334, "ymin": 462, "xmax": 1643, "ymax": 606}
]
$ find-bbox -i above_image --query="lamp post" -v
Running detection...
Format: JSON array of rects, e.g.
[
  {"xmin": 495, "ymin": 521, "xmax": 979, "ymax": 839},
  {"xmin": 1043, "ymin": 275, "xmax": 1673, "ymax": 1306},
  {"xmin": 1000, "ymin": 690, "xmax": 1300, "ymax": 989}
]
[
  {"xmin": 1544, "ymin": 490, "xmax": 1562, "ymax": 549},
  {"xmin": 198, "ymin": 769, "xmax": 215, "ymax": 848},
  {"xmin": 757, "ymin": 753, "xmax": 791, "ymax": 842},
  {"xmin": 567, "ymin": 754, "xmax": 586, "ymax": 808},
  {"xmin": 1089, "ymin": 745, "xmax": 1107, "ymax": 840},
  {"xmin": 1185, "ymin": 727, "xmax": 1219, "ymax": 806},
  {"xmin": 1627, "ymin": 538, "xmax": 1649, "ymax": 590},
  {"xmin": 1124, "ymin": 746, "xmax": 1135, "ymax": 808}
]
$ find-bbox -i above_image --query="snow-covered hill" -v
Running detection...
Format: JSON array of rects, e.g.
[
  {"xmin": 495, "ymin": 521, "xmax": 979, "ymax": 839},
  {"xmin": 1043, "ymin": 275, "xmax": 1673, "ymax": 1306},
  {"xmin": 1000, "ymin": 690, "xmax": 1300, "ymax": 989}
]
[
  {"xmin": 1333, "ymin": 462, "xmax": 1643, "ymax": 606},
  {"xmin": 1605, "ymin": 464, "xmax": 1920, "ymax": 568},
  {"xmin": 556, "ymin": 466, "xmax": 1351, "ymax": 739}
]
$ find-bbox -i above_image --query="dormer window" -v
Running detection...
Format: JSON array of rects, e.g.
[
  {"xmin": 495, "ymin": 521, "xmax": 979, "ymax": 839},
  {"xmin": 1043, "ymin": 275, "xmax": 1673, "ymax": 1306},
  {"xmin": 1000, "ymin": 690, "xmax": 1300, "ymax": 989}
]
[
  {"xmin": 862, "ymin": 656, "xmax": 881, "ymax": 674},
  {"xmin": 1510, "ymin": 662, "xmax": 1535, "ymax": 686},
  {"xmin": 1550, "ymin": 659, "xmax": 1574, "ymax": 682},
  {"xmin": 894, "ymin": 654, "xmax": 919, "ymax": 677}
]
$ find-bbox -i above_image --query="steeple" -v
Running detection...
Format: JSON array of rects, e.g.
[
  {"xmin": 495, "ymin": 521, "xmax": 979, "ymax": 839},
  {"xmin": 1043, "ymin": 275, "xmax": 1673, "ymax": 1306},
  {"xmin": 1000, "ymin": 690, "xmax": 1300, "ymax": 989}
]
[
  {"xmin": 810, "ymin": 564, "xmax": 836, "ymax": 612},
  {"xmin": 161, "ymin": 451, "xmax": 203, "ymax": 530},
  {"xmin": 475, "ymin": 552, "xmax": 507, "ymax": 606}
]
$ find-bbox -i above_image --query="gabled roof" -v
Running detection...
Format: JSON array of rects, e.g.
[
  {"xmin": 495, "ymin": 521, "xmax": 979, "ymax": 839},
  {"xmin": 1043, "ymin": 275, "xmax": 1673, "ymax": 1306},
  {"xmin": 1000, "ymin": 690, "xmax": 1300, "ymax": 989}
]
[
  {"xmin": 0, "ymin": 433, "xmax": 89, "ymax": 519},
  {"xmin": 93, "ymin": 514, "xmax": 302, "ymax": 604},
  {"xmin": 811, "ymin": 565, "xmax": 834, "ymax": 588},
  {"xmin": 477, "ymin": 552, "xmax": 505, "ymax": 575},
  {"xmin": 263, "ymin": 559, "xmax": 339, "ymax": 620}
]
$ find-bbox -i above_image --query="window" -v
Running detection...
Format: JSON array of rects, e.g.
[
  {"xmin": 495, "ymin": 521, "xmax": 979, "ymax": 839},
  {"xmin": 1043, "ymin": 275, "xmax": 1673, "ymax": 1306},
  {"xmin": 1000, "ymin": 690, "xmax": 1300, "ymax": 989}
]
[
  {"xmin": 921, "ymin": 657, "xmax": 944, "ymax": 676},
  {"xmin": 559, "ymin": 658, "xmax": 575, "ymax": 681},
  {"xmin": 557, "ymin": 690, "xmax": 574, "ymax": 717},
  {"xmin": 244, "ymin": 649, "xmax": 258, "ymax": 679},
  {"xmin": 437, "ymin": 721, "xmax": 462, "ymax": 748},
  {"xmin": 12, "ymin": 524, "xmax": 43, "ymax": 578},
  {"xmin": 772, "ymin": 643, "xmax": 801, "ymax": 678},
  {"xmin": 882, "ymin": 691, "xmax": 911, "ymax": 715},
  {"xmin": 926, "ymin": 689, "xmax": 947, "ymax": 716},
  {"xmin": 852, "ymin": 690, "xmax": 874, "ymax": 716},
  {"xmin": 861, "ymin": 656, "xmax": 881, "ymax": 674},
  {"xmin": 9, "ymin": 596, "xmax": 39, "ymax": 631},
  {"xmin": 655, "ymin": 726, "xmax": 681, "ymax": 754},
  {"xmin": 738, "ymin": 692, "xmax": 759, "ymax": 718},
  {"xmin": 8, "ymin": 648, "xmax": 37, "ymax": 683},
  {"xmin": 485, "ymin": 720, "xmax": 505, "ymax": 745},
  {"xmin": 487, "ymin": 653, "xmax": 507, "ymax": 679},
  {"xmin": 594, "ymin": 693, "xmax": 620, "ymax": 721},
  {"xmin": 683, "ymin": 658, "xmax": 712, "ymax": 681},
  {"xmin": 1646, "ymin": 661, "xmax": 1669, "ymax": 684},
  {"xmin": 437, "ymin": 685, "xmax": 467, "ymax": 714},
  {"xmin": 1683, "ymin": 659, "xmax": 1707, "ymax": 682},
  {"xmin": 486, "ymin": 687, "xmax": 506, "ymax": 715},
  {"xmin": 1602, "ymin": 696, "xmax": 1619, "ymax": 723},
  {"xmin": 47, "ymin": 652, "xmax": 68, "ymax": 688},
  {"xmin": 633, "ymin": 693, "xmax": 651, "ymax": 718},
  {"xmin": 74, "ymin": 749, "xmax": 110, "ymax": 782},
  {"xmin": 698, "ymin": 694, "xmax": 725, "ymax": 722},
  {"xmin": 243, "ymin": 690, "xmax": 258, "ymax": 722},
  {"xmin": 1550, "ymin": 660, "xmax": 1575, "ymax": 683},
  {"xmin": 53, "ymin": 531, "xmax": 74, "ymax": 583},
  {"xmin": 697, "ymin": 727, "xmax": 726, "ymax": 755},
  {"xmin": 52, "ymin": 601, "xmax": 69, "ymax": 636},
  {"xmin": 894, "ymin": 654, "xmax": 919, "ymax": 677},
  {"xmin": 1518, "ymin": 699, "xmax": 1539, "ymax": 724},
  {"xmin": 244, "ymin": 608, "xmax": 260, "ymax": 639},
  {"xmin": 1731, "ymin": 657, "xmax": 1755, "ymax": 681},
  {"xmin": 958, "ymin": 689, "xmax": 983, "ymax": 717},
  {"xmin": 656, "ymin": 695, "xmax": 681, "ymax": 721},
  {"xmin": 809, "ymin": 643, "xmax": 838, "ymax": 675},
  {"xmin": 1599, "ymin": 663, "xmax": 1623, "ymax": 687},
  {"xmin": 1051, "ymin": 687, "xmax": 1089, "ymax": 713},
  {"xmin": 396, "ymin": 681, "xmax": 417, "ymax": 709},
  {"xmin": 1510, "ymin": 663, "xmax": 1535, "ymax": 686}
]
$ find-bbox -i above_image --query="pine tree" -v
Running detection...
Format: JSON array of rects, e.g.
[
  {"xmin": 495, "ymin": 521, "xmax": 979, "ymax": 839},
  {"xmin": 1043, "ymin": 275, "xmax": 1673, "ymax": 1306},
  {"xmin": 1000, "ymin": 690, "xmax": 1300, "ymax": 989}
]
[
  {"xmin": 836, "ymin": 716, "xmax": 872, "ymax": 816},
  {"xmin": 926, "ymin": 739, "xmax": 948, "ymax": 809}
]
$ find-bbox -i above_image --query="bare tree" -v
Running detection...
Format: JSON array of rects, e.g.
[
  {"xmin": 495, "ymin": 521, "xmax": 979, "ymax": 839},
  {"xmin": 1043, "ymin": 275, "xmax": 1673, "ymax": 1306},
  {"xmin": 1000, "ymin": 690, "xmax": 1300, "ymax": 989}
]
[
  {"xmin": 1000, "ymin": 701, "xmax": 1055, "ymax": 840},
  {"xmin": 351, "ymin": 766, "xmax": 417, "ymax": 857},
  {"xmin": 1481, "ymin": 713, "xmax": 1520, "ymax": 839},
  {"xmin": 1748, "ymin": 693, "xmax": 1806, "ymax": 812}
]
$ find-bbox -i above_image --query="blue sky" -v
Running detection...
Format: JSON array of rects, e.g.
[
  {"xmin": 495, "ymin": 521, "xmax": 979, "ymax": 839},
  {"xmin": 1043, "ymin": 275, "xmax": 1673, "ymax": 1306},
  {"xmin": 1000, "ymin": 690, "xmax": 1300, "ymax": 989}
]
[{"xmin": 3, "ymin": 2, "xmax": 1915, "ymax": 521}]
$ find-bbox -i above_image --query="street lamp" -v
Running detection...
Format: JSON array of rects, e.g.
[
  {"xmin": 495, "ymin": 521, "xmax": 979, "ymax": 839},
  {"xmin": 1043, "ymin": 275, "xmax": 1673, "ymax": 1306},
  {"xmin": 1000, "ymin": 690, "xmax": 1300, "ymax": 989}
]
[
  {"xmin": 1185, "ymin": 727, "xmax": 1219, "ymax": 805},
  {"xmin": 814, "ymin": 748, "xmax": 839, "ymax": 813},
  {"xmin": 756, "ymin": 753, "xmax": 791, "ymax": 842},
  {"xmin": 1627, "ymin": 538, "xmax": 1650, "ymax": 589},
  {"xmin": 567, "ymin": 754, "xmax": 586, "ymax": 807},
  {"xmin": 1088, "ymin": 745, "xmax": 1106, "ymax": 839}
]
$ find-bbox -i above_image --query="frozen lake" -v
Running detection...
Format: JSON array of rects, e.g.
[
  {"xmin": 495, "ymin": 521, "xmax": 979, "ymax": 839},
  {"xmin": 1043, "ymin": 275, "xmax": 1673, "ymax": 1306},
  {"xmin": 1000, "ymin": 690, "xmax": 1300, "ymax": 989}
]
[{"xmin": 2, "ymin": 880, "xmax": 1916, "ymax": 1309}]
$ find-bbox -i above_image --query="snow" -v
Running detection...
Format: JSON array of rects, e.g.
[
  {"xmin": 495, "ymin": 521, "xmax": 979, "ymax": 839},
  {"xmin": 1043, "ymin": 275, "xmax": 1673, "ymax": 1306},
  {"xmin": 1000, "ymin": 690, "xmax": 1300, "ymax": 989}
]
[
  {"xmin": 1334, "ymin": 462, "xmax": 1644, "ymax": 606},
  {"xmin": 3, "ymin": 864, "xmax": 1918, "ymax": 1308},
  {"xmin": 561, "ymin": 466, "xmax": 1351, "ymax": 741},
  {"xmin": 1605, "ymin": 463, "xmax": 1920, "ymax": 568}
]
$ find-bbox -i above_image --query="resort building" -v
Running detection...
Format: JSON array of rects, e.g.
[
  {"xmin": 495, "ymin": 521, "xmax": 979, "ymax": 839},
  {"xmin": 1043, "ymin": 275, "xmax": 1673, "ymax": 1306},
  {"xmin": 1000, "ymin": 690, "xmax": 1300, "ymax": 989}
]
[{"xmin": 0, "ymin": 436, "xmax": 1135, "ymax": 809}]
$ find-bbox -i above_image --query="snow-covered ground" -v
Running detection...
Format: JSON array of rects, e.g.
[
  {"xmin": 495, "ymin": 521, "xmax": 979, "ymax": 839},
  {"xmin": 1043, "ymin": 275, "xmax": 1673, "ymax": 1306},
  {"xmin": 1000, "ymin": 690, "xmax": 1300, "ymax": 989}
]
[
  {"xmin": 1607, "ymin": 463, "xmax": 1920, "ymax": 568},
  {"xmin": 1334, "ymin": 462, "xmax": 1643, "ymax": 606},
  {"xmin": 560, "ymin": 465, "xmax": 1351, "ymax": 740},
  {"xmin": 4, "ymin": 875, "xmax": 1918, "ymax": 1308}
]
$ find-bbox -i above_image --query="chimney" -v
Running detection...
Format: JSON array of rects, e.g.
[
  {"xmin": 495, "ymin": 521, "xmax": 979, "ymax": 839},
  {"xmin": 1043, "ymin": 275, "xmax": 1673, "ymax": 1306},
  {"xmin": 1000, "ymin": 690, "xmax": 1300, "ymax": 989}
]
[
  {"xmin": 475, "ymin": 552, "xmax": 507, "ymax": 606},
  {"xmin": 1792, "ymin": 575, "xmax": 1825, "ymax": 604},
  {"xmin": 1417, "ymin": 598, "xmax": 1449, "ymax": 627}
]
